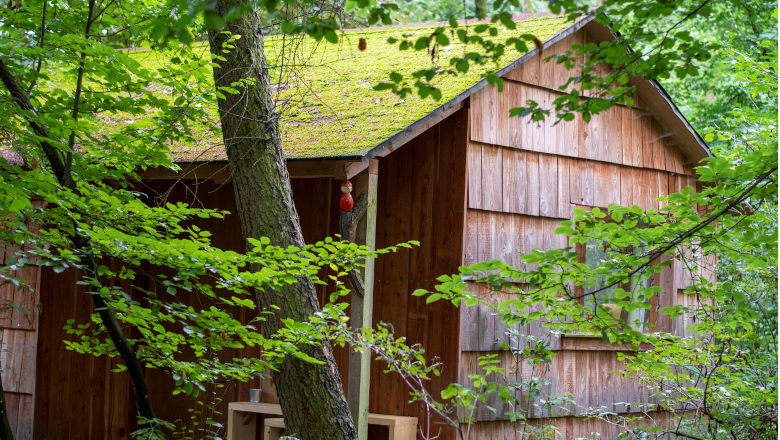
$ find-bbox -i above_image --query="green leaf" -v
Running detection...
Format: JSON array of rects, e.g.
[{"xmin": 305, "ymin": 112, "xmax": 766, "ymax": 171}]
[{"xmin": 426, "ymin": 294, "xmax": 442, "ymax": 304}]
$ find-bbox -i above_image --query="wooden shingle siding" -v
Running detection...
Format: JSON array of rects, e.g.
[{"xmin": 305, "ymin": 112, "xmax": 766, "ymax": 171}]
[
  {"xmin": 461, "ymin": 210, "xmax": 568, "ymax": 353},
  {"xmin": 458, "ymin": 350, "xmax": 676, "ymax": 424},
  {"xmin": 469, "ymin": 143, "xmax": 692, "ymax": 215},
  {"xmin": 470, "ymin": 80, "xmax": 688, "ymax": 174}
]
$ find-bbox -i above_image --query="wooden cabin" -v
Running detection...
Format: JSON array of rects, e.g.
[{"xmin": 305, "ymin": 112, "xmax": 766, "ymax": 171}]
[{"xmin": 4, "ymin": 13, "xmax": 713, "ymax": 440}]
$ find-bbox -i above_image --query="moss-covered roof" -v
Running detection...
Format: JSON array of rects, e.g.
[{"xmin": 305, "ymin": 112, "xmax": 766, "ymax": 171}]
[{"xmin": 131, "ymin": 15, "xmax": 572, "ymax": 161}]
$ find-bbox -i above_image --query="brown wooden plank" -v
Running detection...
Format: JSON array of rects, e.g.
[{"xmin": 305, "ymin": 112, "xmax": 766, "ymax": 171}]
[
  {"xmin": 607, "ymin": 106, "xmax": 622, "ymax": 164},
  {"xmin": 658, "ymin": 170, "xmax": 669, "ymax": 211},
  {"xmin": 462, "ymin": 213, "xmax": 480, "ymax": 352},
  {"xmin": 562, "ymin": 105, "xmax": 579, "ymax": 157},
  {"xmin": 68, "ymin": 279, "xmax": 93, "ymax": 440},
  {"xmin": 592, "ymin": 161, "xmax": 609, "ymax": 208},
  {"xmin": 520, "ymin": 50, "xmax": 540, "ymax": 85},
  {"xmin": 476, "ymin": 211, "xmax": 496, "ymax": 352},
  {"xmin": 561, "ymin": 351, "xmax": 577, "ymax": 414},
  {"xmin": 620, "ymin": 166, "xmax": 633, "ymax": 207},
  {"xmin": 569, "ymin": 158, "xmax": 582, "ymax": 205},
  {"xmin": 470, "ymin": 87, "xmax": 485, "ymax": 143},
  {"xmin": 495, "ymin": 213, "xmax": 515, "ymax": 267},
  {"xmin": 652, "ymin": 119, "xmax": 666, "ymax": 171},
  {"xmin": 467, "ymin": 142, "xmax": 482, "ymax": 209},
  {"xmin": 510, "ymin": 213, "xmax": 526, "ymax": 274},
  {"xmin": 539, "ymin": 154, "xmax": 558, "ymax": 218},
  {"xmin": 581, "ymin": 160, "xmax": 593, "ymax": 207},
  {"xmin": 558, "ymin": 157, "xmax": 570, "ymax": 218},
  {"xmin": 496, "ymin": 82, "xmax": 511, "ymax": 148},
  {"xmin": 526, "ymin": 152, "xmax": 540, "ymax": 216},
  {"xmin": 577, "ymin": 111, "xmax": 590, "ymax": 159},
  {"xmin": 481, "ymin": 144, "xmax": 503, "ymax": 211},
  {"xmin": 632, "ymin": 167, "xmax": 644, "ymax": 211},
  {"xmin": 645, "ymin": 169, "xmax": 658, "ymax": 211},
  {"xmin": 525, "ymin": 88, "xmax": 544, "ymax": 152},
  {"xmin": 32, "ymin": 269, "xmax": 56, "ymax": 439},
  {"xmin": 601, "ymin": 352, "xmax": 615, "ymax": 413},
  {"xmin": 48, "ymin": 268, "xmax": 77, "ymax": 440},
  {"xmin": 587, "ymin": 351, "xmax": 602, "ymax": 412},
  {"xmin": 642, "ymin": 115, "xmax": 654, "ymax": 169},
  {"xmin": 594, "ymin": 111, "xmax": 609, "ymax": 162},
  {"xmin": 631, "ymin": 110, "xmax": 644, "ymax": 168},
  {"xmin": 608, "ymin": 164, "xmax": 621, "ymax": 206},
  {"xmin": 524, "ymin": 216, "xmax": 541, "ymax": 272},
  {"xmin": 482, "ymin": 85, "xmax": 499, "ymax": 145},
  {"xmin": 542, "ymin": 92, "xmax": 556, "ymax": 155},
  {"xmin": 670, "ymin": 145, "xmax": 685, "ymax": 174},
  {"xmin": 512, "ymin": 151, "xmax": 527, "ymax": 214},
  {"xmin": 379, "ymin": 144, "xmax": 414, "ymax": 416},
  {"xmin": 108, "ymin": 357, "xmax": 131, "ymax": 440},
  {"xmin": 542, "ymin": 38, "xmax": 566, "ymax": 90},
  {"xmin": 574, "ymin": 350, "xmax": 589, "ymax": 415},
  {"xmin": 507, "ymin": 82, "xmax": 524, "ymax": 149},
  {"xmin": 621, "ymin": 106, "xmax": 633, "ymax": 166}
]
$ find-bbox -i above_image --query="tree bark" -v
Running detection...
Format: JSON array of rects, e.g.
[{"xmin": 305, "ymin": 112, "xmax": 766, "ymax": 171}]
[
  {"xmin": 207, "ymin": 5, "xmax": 356, "ymax": 440},
  {"xmin": 475, "ymin": 0, "xmax": 487, "ymax": 18}
]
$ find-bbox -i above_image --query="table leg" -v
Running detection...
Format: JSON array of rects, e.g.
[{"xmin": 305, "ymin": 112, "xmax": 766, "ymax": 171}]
[
  {"xmin": 227, "ymin": 410, "xmax": 257, "ymax": 440},
  {"xmin": 388, "ymin": 424, "xmax": 417, "ymax": 440}
]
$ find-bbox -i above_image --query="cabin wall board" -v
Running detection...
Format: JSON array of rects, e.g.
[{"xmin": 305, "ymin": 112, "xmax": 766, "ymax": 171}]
[
  {"xmin": 461, "ymin": 410, "xmax": 676, "ymax": 440},
  {"xmin": 459, "ymin": 350, "xmax": 671, "ymax": 423},
  {"xmin": 468, "ymin": 143, "xmax": 691, "ymax": 215}
]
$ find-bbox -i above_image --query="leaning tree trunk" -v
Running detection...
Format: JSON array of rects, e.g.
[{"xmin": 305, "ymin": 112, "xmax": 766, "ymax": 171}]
[{"xmin": 207, "ymin": 5, "xmax": 356, "ymax": 440}]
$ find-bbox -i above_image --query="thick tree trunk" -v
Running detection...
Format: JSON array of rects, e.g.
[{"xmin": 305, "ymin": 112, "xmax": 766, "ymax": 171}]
[{"xmin": 207, "ymin": 5, "xmax": 356, "ymax": 440}]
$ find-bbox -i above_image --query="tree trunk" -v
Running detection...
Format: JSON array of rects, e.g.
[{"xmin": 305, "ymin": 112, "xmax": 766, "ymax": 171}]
[
  {"xmin": 522, "ymin": 0, "xmax": 533, "ymax": 14},
  {"xmin": 475, "ymin": 0, "xmax": 487, "ymax": 18},
  {"xmin": 207, "ymin": 5, "xmax": 356, "ymax": 440}
]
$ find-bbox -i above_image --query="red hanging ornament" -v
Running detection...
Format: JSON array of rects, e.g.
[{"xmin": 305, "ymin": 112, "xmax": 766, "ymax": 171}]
[{"xmin": 339, "ymin": 180, "xmax": 354, "ymax": 211}]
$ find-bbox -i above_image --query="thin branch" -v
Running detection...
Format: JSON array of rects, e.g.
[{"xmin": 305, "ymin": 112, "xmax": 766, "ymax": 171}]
[{"xmin": 572, "ymin": 167, "xmax": 777, "ymax": 300}]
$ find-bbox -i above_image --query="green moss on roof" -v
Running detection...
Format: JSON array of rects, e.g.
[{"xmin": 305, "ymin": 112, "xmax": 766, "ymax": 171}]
[{"xmin": 132, "ymin": 16, "xmax": 571, "ymax": 161}]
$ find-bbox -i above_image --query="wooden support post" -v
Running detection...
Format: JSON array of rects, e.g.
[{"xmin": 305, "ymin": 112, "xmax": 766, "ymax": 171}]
[{"xmin": 347, "ymin": 159, "xmax": 379, "ymax": 440}]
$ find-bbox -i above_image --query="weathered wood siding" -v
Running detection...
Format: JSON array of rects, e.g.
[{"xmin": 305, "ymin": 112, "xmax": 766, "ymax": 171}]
[
  {"xmin": 460, "ymin": 28, "xmax": 708, "ymax": 439},
  {"xmin": 0, "ymin": 233, "xmax": 40, "ymax": 440},
  {"xmin": 460, "ymin": 409, "xmax": 677, "ymax": 439}
]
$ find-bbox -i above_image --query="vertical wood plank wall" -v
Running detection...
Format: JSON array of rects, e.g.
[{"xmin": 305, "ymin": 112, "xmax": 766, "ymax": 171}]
[
  {"xmin": 27, "ymin": 109, "xmax": 469, "ymax": 440},
  {"xmin": 460, "ymin": 28, "xmax": 705, "ymax": 439}
]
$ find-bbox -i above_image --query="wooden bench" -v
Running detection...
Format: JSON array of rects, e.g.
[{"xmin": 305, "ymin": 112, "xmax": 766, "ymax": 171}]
[{"xmin": 227, "ymin": 402, "xmax": 418, "ymax": 440}]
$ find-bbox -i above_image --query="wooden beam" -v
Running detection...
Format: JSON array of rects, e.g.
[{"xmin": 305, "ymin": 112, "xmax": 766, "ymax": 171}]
[{"xmin": 347, "ymin": 159, "xmax": 379, "ymax": 440}]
